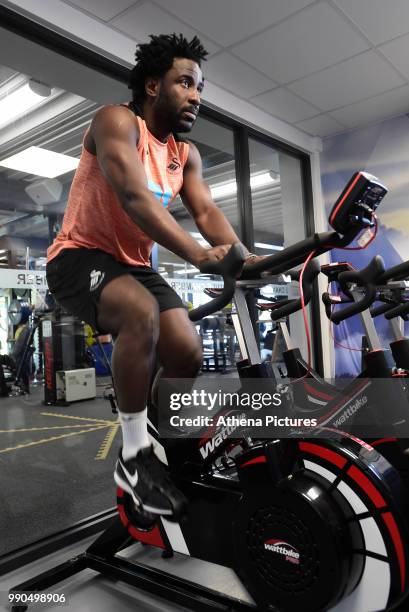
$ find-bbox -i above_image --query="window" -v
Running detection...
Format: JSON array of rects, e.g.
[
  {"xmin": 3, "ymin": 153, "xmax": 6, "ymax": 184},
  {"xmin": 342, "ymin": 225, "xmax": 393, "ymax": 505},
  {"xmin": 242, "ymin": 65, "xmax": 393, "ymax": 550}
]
[
  {"xmin": 0, "ymin": 25, "xmax": 128, "ymax": 557},
  {"xmin": 156, "ymin": 115, "xmax": 238, "ymax": 293},
  {"xmin": 249, "ymin": 137, "xmax": 309, "ymax": 365}
]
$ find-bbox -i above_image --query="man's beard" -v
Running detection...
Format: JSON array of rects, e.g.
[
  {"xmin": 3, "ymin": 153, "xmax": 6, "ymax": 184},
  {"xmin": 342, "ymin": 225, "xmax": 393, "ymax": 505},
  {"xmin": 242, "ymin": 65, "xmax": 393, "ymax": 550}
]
[
  {"xmin": 164, "ymin": 107, "xmax": 194, "ymax": 134},
  {"xmin": 156, "ymin": 92, "xmax": 195, "ymax": 133},
  {"xmin": 176, "ymin": 120, "xmax": 194, "ymax": 133}
]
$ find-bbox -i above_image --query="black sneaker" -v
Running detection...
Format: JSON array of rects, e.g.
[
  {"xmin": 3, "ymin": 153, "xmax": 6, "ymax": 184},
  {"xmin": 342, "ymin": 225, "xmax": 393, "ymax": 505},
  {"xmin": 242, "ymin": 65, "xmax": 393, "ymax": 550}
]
[{"xmin": 114, "ymin": 445, "xmax": 187, "ymax": 520}]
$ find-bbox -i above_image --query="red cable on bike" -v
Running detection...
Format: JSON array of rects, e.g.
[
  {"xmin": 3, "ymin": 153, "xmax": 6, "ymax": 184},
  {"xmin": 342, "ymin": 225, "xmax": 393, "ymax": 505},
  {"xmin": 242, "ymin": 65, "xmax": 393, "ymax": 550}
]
[
  {"xmin": 324, "ymin": 213, "xmax": 378, "ymax": 348},
  {"xmin": 329, "ymin": 316, "xmax": 365, "ymax": 352},
  {"xmin": 290, "ymin": 214, "xmax": 378, "ymax": 383}
]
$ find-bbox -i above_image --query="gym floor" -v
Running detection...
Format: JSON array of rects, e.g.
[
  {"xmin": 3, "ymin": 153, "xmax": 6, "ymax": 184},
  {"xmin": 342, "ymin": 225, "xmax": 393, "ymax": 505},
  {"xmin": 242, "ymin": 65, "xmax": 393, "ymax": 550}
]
[
  {"xmin": 0, "ymin": 380, "xmax": 122, "ymax": 557},
  {"xmin": 0, "ymin": 371, "xmax": 253, "ymax": 612},
  {"xmin": 0, "ymin": 370, "xmax": 238, "ymax": 557},
  {"xmin": 1, "ymin": 533, "xmax": 254, "ymax": 611}
]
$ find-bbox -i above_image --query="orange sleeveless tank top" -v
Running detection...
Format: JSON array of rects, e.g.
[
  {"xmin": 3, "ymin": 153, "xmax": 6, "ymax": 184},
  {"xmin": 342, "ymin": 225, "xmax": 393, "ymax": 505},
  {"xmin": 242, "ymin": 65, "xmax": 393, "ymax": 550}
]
[{"xmin": 47, "ymin": 112, "xmax": 190, "ymax": 267}]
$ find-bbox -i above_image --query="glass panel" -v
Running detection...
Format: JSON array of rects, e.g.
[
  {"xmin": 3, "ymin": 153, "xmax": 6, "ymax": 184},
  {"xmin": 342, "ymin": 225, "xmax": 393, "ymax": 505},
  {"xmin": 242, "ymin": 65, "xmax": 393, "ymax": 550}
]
[
  {"xmin": 249, "ymin": 139, "xmax": 306, "ymax": 252},
  {"xmin": 157, "ymin": 115, "xmax": 238, "ymax": 279},
  {"xmin": 0, "ymin": 40, "xmax": 127, "ymax": 556},
  {"xmin": 0, "ymin": 72, "xmax": 102, "ymax": 266},
  {"xmin": 248, "ymin": 139, "xmax": 308, "ymax": 367},
  {"xmin": 156, "ymin": 115, "xmax": 240, "ymax": 376}
]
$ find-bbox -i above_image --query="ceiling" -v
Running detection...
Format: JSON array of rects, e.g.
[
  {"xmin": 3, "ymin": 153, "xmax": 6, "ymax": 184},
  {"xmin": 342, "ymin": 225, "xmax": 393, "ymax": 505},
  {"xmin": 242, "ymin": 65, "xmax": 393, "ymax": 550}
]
[
  {"xmin": 45, "ymin": 0, "xmax": 409, "ymax": 139},
  {"xmin": 5, "ymin": 0, "xmax": 402, "ymax": 265}
]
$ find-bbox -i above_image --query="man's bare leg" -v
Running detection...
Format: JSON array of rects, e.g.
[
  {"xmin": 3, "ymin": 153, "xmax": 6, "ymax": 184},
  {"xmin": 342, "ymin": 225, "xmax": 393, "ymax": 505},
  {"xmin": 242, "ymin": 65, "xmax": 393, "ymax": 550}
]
[
  {"xmin": 95, "ymin": 275, "xmax": 186, "ymax": 518},
  {"xmin": 150, "ymin": 308, "xmax": 203, "ymax": 422}
]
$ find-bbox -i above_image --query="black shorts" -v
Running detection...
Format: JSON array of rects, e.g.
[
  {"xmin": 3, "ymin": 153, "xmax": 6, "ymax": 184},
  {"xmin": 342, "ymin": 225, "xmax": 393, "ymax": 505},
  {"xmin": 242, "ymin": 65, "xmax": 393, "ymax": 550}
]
[{"xmin": 46, "ymin": 248, "xmax": 184, "ymax": 331}]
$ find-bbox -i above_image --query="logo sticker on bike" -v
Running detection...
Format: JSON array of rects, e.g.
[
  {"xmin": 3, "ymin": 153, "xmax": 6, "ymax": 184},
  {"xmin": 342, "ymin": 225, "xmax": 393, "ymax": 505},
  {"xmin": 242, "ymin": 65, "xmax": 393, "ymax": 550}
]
[
  {"xmin": 198, "ymin": 410, "xmax": 246, "ymax": 459},
  {"xmin": 264, "ymin": 539, "xmax": 300, "ymax": 565}
]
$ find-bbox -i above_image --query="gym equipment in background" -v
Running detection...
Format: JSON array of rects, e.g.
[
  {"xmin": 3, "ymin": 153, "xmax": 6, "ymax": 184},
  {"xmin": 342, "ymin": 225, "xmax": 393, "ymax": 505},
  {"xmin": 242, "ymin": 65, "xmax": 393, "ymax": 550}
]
[{"xmin": 42, "ymin": 309, "xmax": 89, "ymax": 405}]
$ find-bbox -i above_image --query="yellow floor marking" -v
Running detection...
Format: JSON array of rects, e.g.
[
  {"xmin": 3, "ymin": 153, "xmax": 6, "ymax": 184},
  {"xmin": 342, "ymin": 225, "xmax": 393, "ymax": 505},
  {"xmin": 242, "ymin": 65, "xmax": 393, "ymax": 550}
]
[
  {"xmin": 95, "ymin": 422, "xmax": 120, "ymax": 460},
  {"xmin": 0, "ymin": 425, "xmax": 109, "ymax": 454},
  {"xmin": 0, "ymin": 412, "xmax": 121, "ymax": 458},
  {"xmin": 41, "ymin": 411, "xmax": 116, "ymax": 425},
  {"xmin": 0, "ymin": 425, "xmax": 101, "ymax": 433}
]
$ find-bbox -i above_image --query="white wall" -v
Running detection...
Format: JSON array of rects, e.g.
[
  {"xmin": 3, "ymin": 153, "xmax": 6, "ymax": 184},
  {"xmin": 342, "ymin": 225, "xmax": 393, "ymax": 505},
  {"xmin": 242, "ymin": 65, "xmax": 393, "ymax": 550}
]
[{"xmin": 310, "ymin": 151, "xmax": 333, "ymax": 377}]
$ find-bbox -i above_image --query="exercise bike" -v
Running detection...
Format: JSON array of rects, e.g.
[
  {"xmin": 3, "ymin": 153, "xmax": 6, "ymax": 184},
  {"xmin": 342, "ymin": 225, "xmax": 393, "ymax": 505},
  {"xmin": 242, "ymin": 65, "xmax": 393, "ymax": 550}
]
[
  {"xmin": 0, "ymin": 314, "xmax": 41, "ymax": 396},
  {"xmin": 9, "ymin": 173, "xmax": 409, "ymax": 612},
  {"xmin": 286, "ymin": 257, "xmax": 409, "ymax": 488}
]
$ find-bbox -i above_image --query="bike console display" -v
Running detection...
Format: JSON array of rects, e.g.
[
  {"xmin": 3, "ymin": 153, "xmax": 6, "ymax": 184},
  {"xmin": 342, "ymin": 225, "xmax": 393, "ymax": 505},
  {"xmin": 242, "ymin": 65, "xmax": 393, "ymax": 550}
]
[{"xmin": 329, "ymin": 171, "xmax": 388, "ymax": 234}]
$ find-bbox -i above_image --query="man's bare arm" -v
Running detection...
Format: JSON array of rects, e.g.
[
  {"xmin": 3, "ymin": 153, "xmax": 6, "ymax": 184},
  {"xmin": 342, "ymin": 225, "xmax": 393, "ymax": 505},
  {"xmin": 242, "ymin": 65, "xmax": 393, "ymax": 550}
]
[
  {"xmin": 180, "ymin": 143, "xmax": 247, "ymax": 249},
  {"xmin": 91, "ymin": 106, "xmax": 229, "ymax": 265}
]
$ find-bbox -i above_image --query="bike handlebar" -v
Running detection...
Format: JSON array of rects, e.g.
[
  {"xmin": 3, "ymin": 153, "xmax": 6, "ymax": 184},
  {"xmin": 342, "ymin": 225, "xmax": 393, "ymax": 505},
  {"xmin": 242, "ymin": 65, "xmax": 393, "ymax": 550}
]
[
  {"xmin": 329, "ymin": 255, "xmax": 385, "ymax": 324},
  {"xmin": 269, "ymin": 260, "xmax": 321, "ymax": 321},
  {"xmin": 240, "ymin": 228, "xmax": 362, "ymax": 279},
  {"xmin": 378, "ymin": 259, "xmax": 409, "ymax": 284},
  {"xmin": 385, "ymin": 302, "xmax": 409, "ymax": 320},
  {"xmin": 188, "ymin": 243, "xmax": 247, "ymax": 322},
  {"xmin": 322, "ymin": 292, "xmax": 351, "ymax": 320},
  {"xmin": 371, "ymin": 259, "xmax": 409, "ymax": 320},
  {"xmin": 370, "ymin": 302, "xmax": 397, "ymax": 318}
]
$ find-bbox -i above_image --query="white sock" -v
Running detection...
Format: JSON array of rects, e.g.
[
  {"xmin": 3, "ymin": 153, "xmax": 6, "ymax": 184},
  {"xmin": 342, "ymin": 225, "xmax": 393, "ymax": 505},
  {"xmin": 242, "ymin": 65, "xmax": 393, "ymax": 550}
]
[{"xmin": 118, "ymin": 408, "xmax": 150, "ymax": 460}]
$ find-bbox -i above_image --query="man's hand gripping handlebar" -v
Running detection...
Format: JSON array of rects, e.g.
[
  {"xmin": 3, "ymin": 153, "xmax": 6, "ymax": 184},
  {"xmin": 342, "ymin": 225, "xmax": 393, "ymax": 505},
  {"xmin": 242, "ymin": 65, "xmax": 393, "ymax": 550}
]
[{"xmin": 188, "ymin": 243, "xmax": 247, "ymax": 322}]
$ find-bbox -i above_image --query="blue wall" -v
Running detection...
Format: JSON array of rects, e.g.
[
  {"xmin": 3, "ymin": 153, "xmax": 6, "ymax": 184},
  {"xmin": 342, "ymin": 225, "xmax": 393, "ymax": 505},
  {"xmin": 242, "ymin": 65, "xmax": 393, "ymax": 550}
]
[{"xmin": 321, "ymin": 115, "xmax": 409, "ymax": 376}]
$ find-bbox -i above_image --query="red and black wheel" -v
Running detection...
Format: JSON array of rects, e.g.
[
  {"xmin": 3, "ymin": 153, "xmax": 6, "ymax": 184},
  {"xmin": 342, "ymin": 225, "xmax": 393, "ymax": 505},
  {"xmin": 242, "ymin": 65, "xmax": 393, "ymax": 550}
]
[{"xmin": 233, "ymin": 436, "xmax": 409, "ymax": 612}]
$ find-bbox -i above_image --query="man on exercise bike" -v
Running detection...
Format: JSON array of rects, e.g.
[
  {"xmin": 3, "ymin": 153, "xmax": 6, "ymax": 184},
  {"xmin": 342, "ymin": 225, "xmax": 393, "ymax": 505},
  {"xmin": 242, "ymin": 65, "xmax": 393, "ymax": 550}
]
[{"xmin": 46, "ymin": 34, "xmax": 261, "ymax": 521}]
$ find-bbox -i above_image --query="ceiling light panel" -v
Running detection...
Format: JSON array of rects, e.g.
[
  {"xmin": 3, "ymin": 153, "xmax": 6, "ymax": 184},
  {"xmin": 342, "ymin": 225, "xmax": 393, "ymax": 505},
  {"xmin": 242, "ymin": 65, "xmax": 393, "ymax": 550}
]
[
  {"xmin": 0, "ymin": 146, "xmax": 79, "ymax": 178},
  {"xmin": 0, "ymin": 81, "xmax": 51, "ymax": 130}
]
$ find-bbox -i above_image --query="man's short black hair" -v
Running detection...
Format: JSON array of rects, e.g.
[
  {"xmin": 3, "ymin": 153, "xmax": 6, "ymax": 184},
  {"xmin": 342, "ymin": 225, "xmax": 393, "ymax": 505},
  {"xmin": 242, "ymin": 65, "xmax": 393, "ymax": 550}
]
[{"xmin": 128, "ymin": 33, "xmax": 208, "ymax": 107}]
